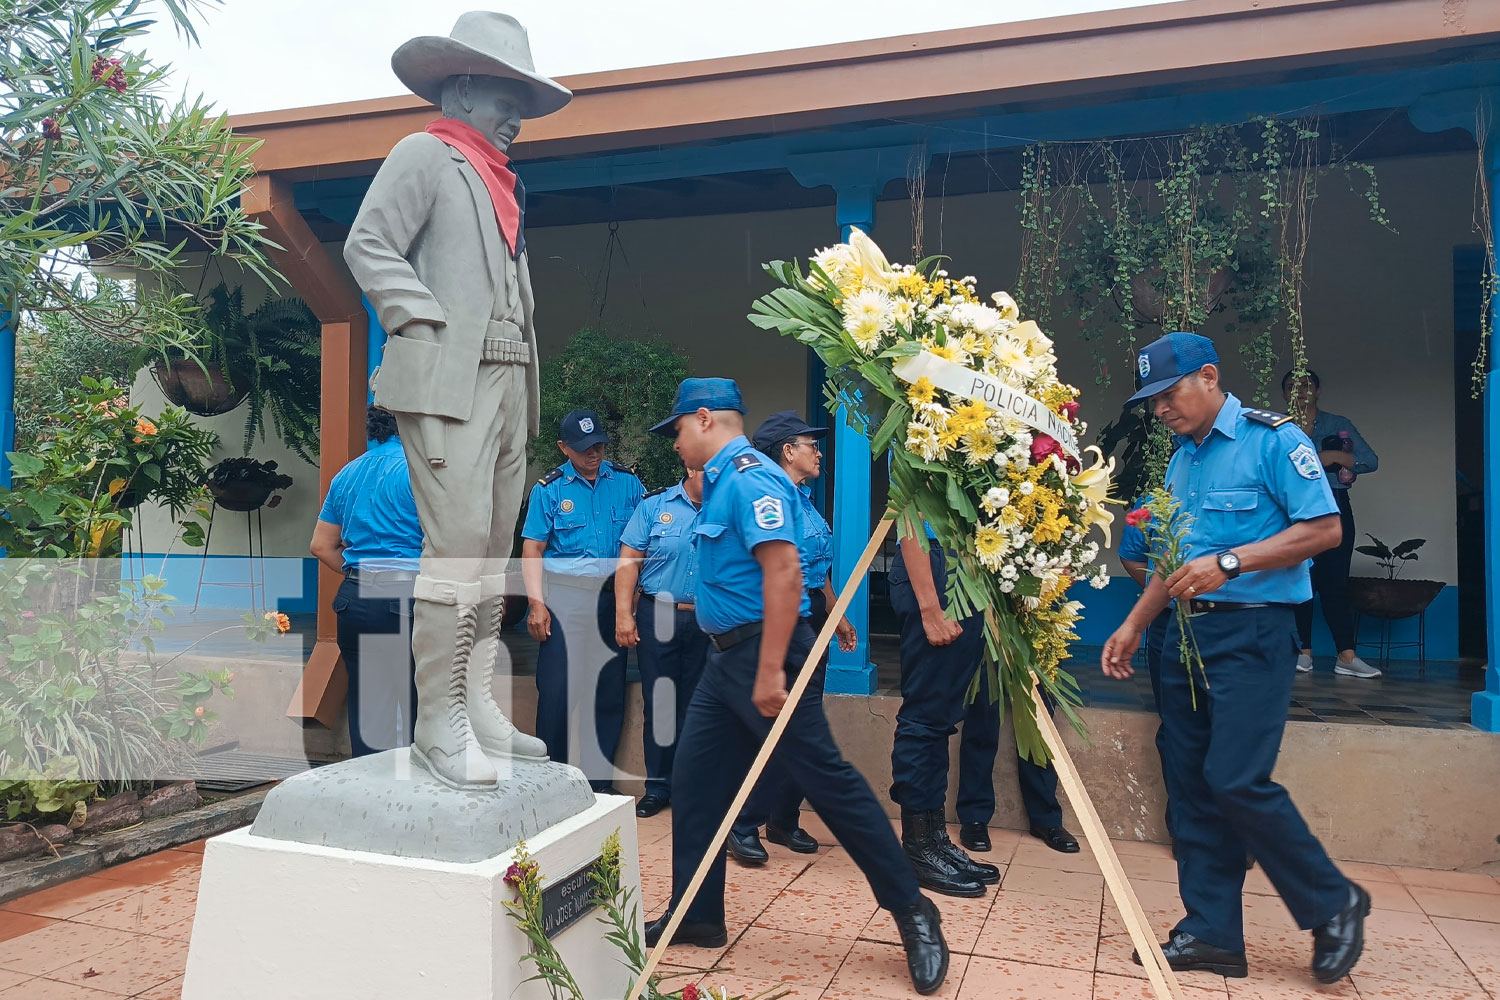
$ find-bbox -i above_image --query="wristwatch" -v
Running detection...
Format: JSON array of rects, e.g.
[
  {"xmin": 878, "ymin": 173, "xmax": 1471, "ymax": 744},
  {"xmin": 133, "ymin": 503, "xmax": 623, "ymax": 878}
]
[{"xmin": 1217, "ymin": 551, "xmax": 1242, "ymax": 580}]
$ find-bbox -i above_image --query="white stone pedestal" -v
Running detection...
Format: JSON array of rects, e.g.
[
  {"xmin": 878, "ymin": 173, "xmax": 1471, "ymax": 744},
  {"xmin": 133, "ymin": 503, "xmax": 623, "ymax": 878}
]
[{"xmin": 182, "ymin": 793, "xmax": 642, "ymax": 1000}]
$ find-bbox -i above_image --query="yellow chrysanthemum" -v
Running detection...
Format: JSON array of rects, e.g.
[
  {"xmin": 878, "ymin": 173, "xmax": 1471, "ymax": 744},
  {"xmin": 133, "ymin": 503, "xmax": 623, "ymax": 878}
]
[
  {"xmin": 907, "ymin": 377, "xmax": 936, "ymax": 407},
  {"xmin": 1033, "ymin": 512, "xmax": 1071, "ymax": 544},
  {"xmin": 974, "ymin": 524, "xmax": 1007, "ymax": 568}
]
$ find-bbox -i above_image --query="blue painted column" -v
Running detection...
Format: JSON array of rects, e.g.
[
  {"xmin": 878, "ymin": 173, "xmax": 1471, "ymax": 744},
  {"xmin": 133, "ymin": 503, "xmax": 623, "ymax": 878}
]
[
  {"xmin": 1475, "ymin": 134, "xmax": 1500, "ymax": 732},
  {"xmin": 363, "ymin": 295, "xmax": 386, "ymax": 405},
  {"xmin": 0, "ymin": 306, "xmax": 13, "ymax": 488}
]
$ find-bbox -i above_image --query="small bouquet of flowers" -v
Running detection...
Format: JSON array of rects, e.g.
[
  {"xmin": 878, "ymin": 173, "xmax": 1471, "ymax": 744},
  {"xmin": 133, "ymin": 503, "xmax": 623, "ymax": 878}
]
[
  {"xmin": 1126, "ymin": 489, "xmax": 1210, "ymax": 708},
  {"xmin": 748, "ymin": 229, "xmax": 1115, "ymax": 761}
]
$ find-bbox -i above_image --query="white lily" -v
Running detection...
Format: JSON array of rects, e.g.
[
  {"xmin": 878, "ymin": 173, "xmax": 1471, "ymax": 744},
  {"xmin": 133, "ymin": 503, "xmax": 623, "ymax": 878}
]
[
  {"xmin": 848, "ymin": 227, "xmax": 897, "ymax": 291},
  {"xmin": 1072, "ymin": 445, "xmax": 1116, "ymax": 547}
]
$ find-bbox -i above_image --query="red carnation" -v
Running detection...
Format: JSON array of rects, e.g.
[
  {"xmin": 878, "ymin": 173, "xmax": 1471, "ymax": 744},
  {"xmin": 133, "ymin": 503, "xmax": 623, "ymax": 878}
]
[
  {"xmin": 682, "ymin": 984, "xmax": 700, "ymax": 1000},
  {"xmin": 1030, "ymin": 434, "xmax": 1062, "ymax": 464},
  {"xmin": 41, "ymin": 117, "xmax": 61, "ymax": 141},
  {"xmin": 1125, "ymin": 508, "xmax": 1152, "ymax": 527},
  {"xmin": 503, "ymin": 862, "xmax": 524, "ymax": 887},
  {"xmin": 1060, "ymin": 400, "xmax": 1081, "ymax": 420}
]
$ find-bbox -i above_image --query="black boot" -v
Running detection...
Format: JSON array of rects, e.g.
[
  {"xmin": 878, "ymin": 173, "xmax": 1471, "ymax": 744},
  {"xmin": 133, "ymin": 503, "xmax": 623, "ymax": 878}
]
[
  {"xmin": 901, "ymin": 809, "xmax": 985, "ymax": 898},
  {"xmin": 892, "ymin": 895, "xmax": 950, "ymax": 995},
  {"xmin": 933, "ymin": 819, "xmax": 1000, "ymax": 884},
  {"xmin": 1312, "ymin": 883, "xmax": 1370, "ymax": 984},
  {"xmin": 644, "ymin": 911, "xmax": 728, "ymax": 949}
]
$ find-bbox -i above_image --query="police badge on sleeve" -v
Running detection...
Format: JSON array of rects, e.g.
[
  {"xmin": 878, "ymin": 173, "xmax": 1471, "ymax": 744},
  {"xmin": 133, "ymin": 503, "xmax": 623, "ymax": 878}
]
[
  {"xmin": 1289, "ymin": 443, "xmax": 1322, "ymax": 480},
  {"xmin": 752, "ymin": 495, "xmax": 785, "ymax": 530}
]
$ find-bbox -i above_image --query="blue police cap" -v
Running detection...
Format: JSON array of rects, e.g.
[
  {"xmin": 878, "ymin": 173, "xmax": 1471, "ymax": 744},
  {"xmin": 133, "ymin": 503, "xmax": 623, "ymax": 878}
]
[
  {"xmin": 650, "ymin": 378, "xmax": 746, "ymax": 436},
  {"xmin": 559, "ymin": 409, "xmax": 609, "ymax": 450},
  {"xmin": 1125, "ymin": 333, "xmax": 1220, "ymax": 406},
  {"xmin": 752, "ymin": 410, "xmax": 827, "ymax": 455}
]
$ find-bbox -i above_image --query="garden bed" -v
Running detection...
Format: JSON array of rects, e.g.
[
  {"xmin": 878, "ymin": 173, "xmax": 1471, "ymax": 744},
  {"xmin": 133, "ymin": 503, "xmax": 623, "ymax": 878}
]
[{"xmin": 0, "ymin": 784, "xmax": 268, "ymax": 903}]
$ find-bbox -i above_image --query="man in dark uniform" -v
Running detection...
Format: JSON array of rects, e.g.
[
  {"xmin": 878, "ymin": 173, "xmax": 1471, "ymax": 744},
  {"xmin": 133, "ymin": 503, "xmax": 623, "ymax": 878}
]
[
  {"xmin": 615, "ymin": 465, "xmax": 709, "ymax": 818},
  {"xmin": 642, "ymin": 378, "xmax": 949, "ymax": 996},
  {"xmin": 1102, "ymin": 333, "xmax": 1369, "ymax": 984},
  {"xmin": 521, "ymin": 408, "xmax": 644, "ymax": 791}
]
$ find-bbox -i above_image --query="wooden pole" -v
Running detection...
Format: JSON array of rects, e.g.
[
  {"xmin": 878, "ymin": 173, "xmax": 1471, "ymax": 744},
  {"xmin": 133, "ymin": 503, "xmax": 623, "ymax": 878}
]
[
  {"xmin": 627, "ymin": 517, "xmax": 895, "ymax": 1000},
  {"xmin": 1031, "ymin": 685, "xmax": 1187, "ymax": 1000}
]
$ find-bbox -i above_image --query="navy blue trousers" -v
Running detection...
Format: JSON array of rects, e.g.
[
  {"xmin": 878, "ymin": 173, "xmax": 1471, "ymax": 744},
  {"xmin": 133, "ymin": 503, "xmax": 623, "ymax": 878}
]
[
  {"xmin": 1143, "ymin": 608, "xmax": 1174, "ymax": 839},
  {"xmin": 669, "ymin": 621, "xmax": 920, "ymax": 923},
  {"xmin": 1160, "ymin": 606, "xmax": 1349, "ymax": 950},
  {"xmin": 888, "ymin": 544, "xmax": 990, "ymax": 813},
  {"xmin": 636, "ymin": 601, "xmax": 709, "ymax": 801},
  {"xmin": 956, "ymin": 678, "xmax": 1064, "ymax": 828},
  {"xmin": 534, "ymin": 578, "xmax": 627, "ymax": 789},
  {"xmin": 332, "ymin": 576, "xmax": 416, "ymax": 757},
  {"xmin": 733, "ymin": 590, "xmax": 826, "ymax": 835}
]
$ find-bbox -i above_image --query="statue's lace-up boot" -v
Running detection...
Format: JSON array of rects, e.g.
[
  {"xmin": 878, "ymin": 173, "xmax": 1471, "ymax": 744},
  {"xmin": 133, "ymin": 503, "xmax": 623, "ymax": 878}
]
[
  {"xmin": 469, "ymin": 598, "xmax": 548, "ymax": 760},
  {"xmin": 410, "ymin": 601, "xmax": 498, "ymax": 789}
]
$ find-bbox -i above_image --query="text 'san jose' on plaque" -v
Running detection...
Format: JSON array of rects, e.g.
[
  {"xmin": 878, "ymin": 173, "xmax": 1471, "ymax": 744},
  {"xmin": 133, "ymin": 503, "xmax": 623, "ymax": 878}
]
[{"xmin": 540, "ymin": 856, "xmax": 603, "ymax": 939}]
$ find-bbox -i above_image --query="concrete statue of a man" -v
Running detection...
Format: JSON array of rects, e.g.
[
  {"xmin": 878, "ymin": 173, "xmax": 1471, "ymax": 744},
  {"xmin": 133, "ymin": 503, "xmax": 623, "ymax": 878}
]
[{"xmin": 343, "ymin": 11, "xmax": 572, "ymax": 789}]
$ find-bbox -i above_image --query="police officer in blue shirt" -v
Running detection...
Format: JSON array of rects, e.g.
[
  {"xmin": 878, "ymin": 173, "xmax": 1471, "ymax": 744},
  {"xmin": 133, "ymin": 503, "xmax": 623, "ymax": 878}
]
[
  {"xmin": 729, "ymin": 411, "xmax": 856, "ymax": 865},
  {"xmin": 641, "ymin": 379, "xmax": 948, "ymax": 996},
  {"xmin": 521, "ymin": 409, "xmax": 644, "ymax": 791},
  {"xmin": 1102, "ymin": 333, "xmax": 1369, "ymax": 984},
  {"xmin": 311, "ymin": 406, "xmax": 424, "ymax": 757},
  {"xmin": 615, "ymin": 465, "xmax": 708, "ymax": 818}
]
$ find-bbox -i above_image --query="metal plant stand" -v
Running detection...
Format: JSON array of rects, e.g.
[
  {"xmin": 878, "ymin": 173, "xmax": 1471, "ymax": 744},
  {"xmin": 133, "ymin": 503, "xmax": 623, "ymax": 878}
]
[
  {"xmin": 193, "ymin": 502, "xmax": 268, "ymax": 616},
  {"xmin": 1354, "ymin": 609, "xmax": 1428, "ymax": 676}
]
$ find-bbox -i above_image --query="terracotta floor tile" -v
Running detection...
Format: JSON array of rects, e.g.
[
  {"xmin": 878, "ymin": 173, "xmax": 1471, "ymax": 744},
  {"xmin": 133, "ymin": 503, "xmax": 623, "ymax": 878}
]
[
  {"xmin": 957, "ymin": 828, "xmax": 1023, "ymax": 865},
  {"xmin": 42, "ymin": 935, "xmax": 189, "ymax": 996},
  {"xmin": 719, "ymin": 926, "xmax": 856, "ymax": 989},
  {"xmin": 1350, "ymin": 910, "xmax": 1480, "ymax": 988},
  {"xmin": 972, "ymin": 890, "xmax": 1100, "ymax": 971},
  {"xmin": 1395, "ymin": 869, "xmax": 1500, "ymax": 896},
  {"xmin": 145, "ymin": 918, "xmax": 194, "ymax": 944},
  {"xmin": 0, "ymin": 879, "xmax": 144, "ymax": 922},
  {"xmin": 1106, "ymin": 840, "xmax": 1174, "ymax": 861},
  {"xmin": 69, "ymin": 883, "xmax": 198, "ymax": 937},
  {"xmin": 135, "ymin": 976, "xmax": 182, "ymax": 999},
  {"xmin": 956, "ymin": 954, "xmax": 1094, "ymax": 999},
  {"xmin": 1115, "ymin": 854, "xmax": 1180, "ymax": 886},
  {"xmin": 1408, "ymin": 886, "xmax": 1500, "ymax": 923},
  {"xmin": 826, "ymin": 940, "xmax": 969, "ymax": 998},
  {"xmin": 0, "ymin": 922, "xmax": 138, "ymax": 977},
  {"xmin": 1100, "ymin": 879, "xmax": 1185, "ymax": 938},
  {"xmin": 1093, "ymin": 933, "xmax": 1230, "ymax": 991},
  {"xmin": 1000, "ymin": 865, "xmax": 1103, "ymax": 905},
  {"xmin": 1224, "ymin": 970, "xmax": 1358, "ymax": 998},
  {"xmin": 88, "ymin": 854, "xmax": 199, "ymax": 888},
  {"xmin": 1009, "ymin": 839, "xmax": 1103, "ymax": 876},
  {"xmin": 862, "ymin": 892, "xmax": 996, "ymax": 956},
  {"xmin": 1362, "ymin": 879, "xmax": 1424, "ymax": 914},
  {"xmin": 0, "ymin": 971, "xmax": 26, "ymax": 991},
  {"xmin": 1431, "ymin": 916, "xmax": 1500, "ymax": 995},
  {"xmin": 697, "ymin": 971, "xmax": 823, "ymax": 1000},
  {"xmin": 1349, "ymin": 971, "xmax": 1491, "ymax": 999},
  {"xmin": 1239, "ymin": 868, "xmax": 1278, "ymax": 898},
  {"xmin": 1092, "ymin": 972, "xmax": 1226, "ymax": 998},
  {"xmin": 0, "ymin": 911, "xmax": 58, "ymax": 944},
  {"xmin": 659, "ymin": 923, "xmax": 746, "ymax": 972},
  {"xmin": 1336, "ymin": 861, "xmax": 1401, "ymax": 885},
  {"xmin": 756, "ymin": 888, "xmax": 879, "ymax": 939},
  {"xmin": 0, "ymin": 979, "xmax": 112, "ymax": 999}
]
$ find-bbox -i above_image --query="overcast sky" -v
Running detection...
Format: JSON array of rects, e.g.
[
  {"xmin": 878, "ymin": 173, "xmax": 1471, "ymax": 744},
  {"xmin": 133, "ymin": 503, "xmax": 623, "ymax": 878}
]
[{"xmin": 144, "ymin": 0, "xmax": 1161, "ymax": 115}]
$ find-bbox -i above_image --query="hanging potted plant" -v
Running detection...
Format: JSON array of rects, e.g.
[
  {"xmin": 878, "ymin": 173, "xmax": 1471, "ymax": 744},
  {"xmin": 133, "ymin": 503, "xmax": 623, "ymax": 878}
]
[
  {"xmin": 204, "ymin": 458, "xmax": 294, "ymax": 513},
  {"xmin": 148, "ymin": 283, "xmax": 322, "ymax": 461},
  {"xmin": 1347, "ymin": 535, "xmax": 1445, "ymax": 620}
]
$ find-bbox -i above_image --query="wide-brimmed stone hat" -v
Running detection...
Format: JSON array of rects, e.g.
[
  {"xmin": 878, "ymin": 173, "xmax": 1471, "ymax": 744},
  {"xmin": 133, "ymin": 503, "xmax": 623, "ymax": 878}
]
[{"xmin": 391, "ymin": 11, "xmax": 572, "ymax": 119}]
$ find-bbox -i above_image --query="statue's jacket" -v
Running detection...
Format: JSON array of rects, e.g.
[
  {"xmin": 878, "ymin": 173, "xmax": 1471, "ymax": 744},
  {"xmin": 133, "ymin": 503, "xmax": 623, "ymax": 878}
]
[{"xmin": 344, "ymin": 131, "xmax": 541, "ymax": 434}]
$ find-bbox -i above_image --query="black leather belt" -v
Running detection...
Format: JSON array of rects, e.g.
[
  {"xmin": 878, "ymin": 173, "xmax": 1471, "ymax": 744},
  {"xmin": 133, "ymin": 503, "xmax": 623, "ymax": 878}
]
[
  {"xmin": 346, "ymin": 568, "xmax": 418, "ymax": 584},
  {"xmin": 645, "ymin": 593, "xmax": 695, "ymax": 612},
  {"xmin": 1187, "ymin": 600, "xmax": 1291, "ymax": 614},
  {"xmin": 708, "ymin": 621, "xmax": 762, "ymax": 652}
]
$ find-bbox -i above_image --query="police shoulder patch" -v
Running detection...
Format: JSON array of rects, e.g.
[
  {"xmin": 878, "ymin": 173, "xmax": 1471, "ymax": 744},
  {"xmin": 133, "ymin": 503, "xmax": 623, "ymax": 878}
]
[
  {"xmin": 538, "ymin": 468, "xmax": 563, "ymax": 486},
  {"xmin": 1288, "ymin": 442, "xmax": 1322, "ymax": 480},
  {"xmin": 732, "ymin": 453, "xmax": 762, "ymax": 472},
  {"xmin": 751, "ymin": 495, "xmax": 785, "ymax": 530},
  {"xmin": 1244, "ymin": 408, "xmax": 1294, "ymax": 429}
]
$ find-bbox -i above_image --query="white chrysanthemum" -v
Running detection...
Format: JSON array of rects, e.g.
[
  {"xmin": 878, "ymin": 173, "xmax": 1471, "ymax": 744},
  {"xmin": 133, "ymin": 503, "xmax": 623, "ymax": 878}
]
[
  {"xmin": 1000, "ymin": 579, "xmax": 1016, "ymax": 594},
  {"xmin": 843, "ymin": 288, "xmax": 893, "ymax": 338},
  {"xmin": 980, "ymin": 487, "xmax": 1011, "ymax": 515},
  {"xmin": 1019, "ymin": 481, "xmax": 1035, "ymax": 496},
  {"xmin": 906, "ymin": 422, "xmax": 942, "ymax": 461},
  {"xmin": 1001, "ymin": 563, "xmax": 1019, "ymax": 580},
  {"xmin": 991, "ymin": 335, "xmax": 1035, "ymax": 376},
  {"xmin": 891, "ymin": 297, "xmax": 916, "ymax": 330},
  {"xmin": 812, "ymin": 243, "xmax": 859, "ymax": 291},
  {"xmin": 948, "ymin": 302, "xmax": 1004, "ymax": 335},
  {"xmin": 1089, "ymin": 570, "xmax": 1110, "ymax": 590}
]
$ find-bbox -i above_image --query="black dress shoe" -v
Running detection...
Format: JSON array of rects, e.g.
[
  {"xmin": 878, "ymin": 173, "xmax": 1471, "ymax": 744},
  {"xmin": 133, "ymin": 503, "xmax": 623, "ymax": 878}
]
[
  {"xmin": 1246, "ymin": 853, "xmax": 1256, "ymax": 870},
  {"xmin": 644, "ymin": 912, "xmax": 728, "ymax": 949},
  {"xmin": 766, "ymin": 823, "xmax": 819, "ymax": 854},
  {"xmin": 726, "ymin": 829, "xmax": 768, "ymax": 866},
  {"xmin": 591, "ymin": 783, "xmax": 620, "ymax": 796},
  {"xmin": 635, "ymin": 795, "xmax": 669, "ymax": 818},
  {"xmin": 1312, "ymin": 883, "xmax": 1370, "ymax": 984},
  {"xmin": 959, "ymin": 822, "xmax": 991, "ymax": 853},
  {"xmin": 900, "ymin": 810, "xmax": 985, "ymax": 898},
  {"xmin": 892, "ymin": 895, "xmax": 950, "ymax": 995},
  {"xmin": 1030, "ymin": 825, "xmax": 1080, "ymax": 854},
  {"xmin": 934, "ymin": 827, "xmax": 1000, "ymax": 884},
  {"xmin": 1133, "ymin": 929, "xmax": 1248, "ymax": 978}
]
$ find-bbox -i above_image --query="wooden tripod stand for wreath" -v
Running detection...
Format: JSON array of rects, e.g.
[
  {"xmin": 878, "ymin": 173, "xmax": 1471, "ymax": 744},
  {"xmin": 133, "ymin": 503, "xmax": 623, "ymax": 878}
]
[{"xmin": 626, "ymin": 517, "xmax": 1188, "ymax": 1000}]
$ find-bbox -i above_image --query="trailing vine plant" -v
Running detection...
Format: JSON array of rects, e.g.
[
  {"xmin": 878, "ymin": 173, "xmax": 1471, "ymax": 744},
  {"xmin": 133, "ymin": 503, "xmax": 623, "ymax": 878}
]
[{"xmin": 1472, "ymin": 100, "xmax": 1496, "ymax": 398}]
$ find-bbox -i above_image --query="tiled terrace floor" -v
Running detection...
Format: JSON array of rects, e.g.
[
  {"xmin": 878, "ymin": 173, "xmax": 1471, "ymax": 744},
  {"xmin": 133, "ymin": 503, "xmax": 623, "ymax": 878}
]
[{"xmin": 1, "ymin": 810, "xmax": 1497, "ymax": 999}]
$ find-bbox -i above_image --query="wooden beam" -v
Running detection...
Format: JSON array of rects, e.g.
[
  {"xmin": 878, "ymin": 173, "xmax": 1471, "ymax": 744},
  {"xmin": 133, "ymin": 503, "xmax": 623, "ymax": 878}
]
[{"xmin": 245, "ymin": 176, "xmax": 367, "ymax": 727}]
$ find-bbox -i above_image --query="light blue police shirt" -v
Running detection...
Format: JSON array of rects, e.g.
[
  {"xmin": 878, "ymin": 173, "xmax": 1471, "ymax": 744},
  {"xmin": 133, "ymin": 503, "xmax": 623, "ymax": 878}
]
[
  {"xmin": 620, "ymin": 481, "xmax": 701, "ymax": 603},
  {"xmin": 317, "ymin": 437, "xmax": 422, "ymax": 573},
  {"xmin": 1308, "ymin": 410, "xmax": 1378, "ymax": 490},
  {"xmin": 1165, "ymin": 393, "xmax": 1338, "ymax": 604},
  {"xmin": 693, "ymin": 436, "xmax": 812, "ymax": 634},
  {"xmin": 522, "ymin": 460, "xmax": 644, "ymax": 577},
  {"xmin": 797, "ymin": 483, "xmax": 834, "ymax": 591}
]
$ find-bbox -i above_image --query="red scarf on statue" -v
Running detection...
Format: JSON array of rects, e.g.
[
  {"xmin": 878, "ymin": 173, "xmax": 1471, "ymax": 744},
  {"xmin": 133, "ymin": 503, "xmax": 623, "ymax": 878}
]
[{"xmin": 426, "ymin": 118, "xmax": 521, "ymax": 257}]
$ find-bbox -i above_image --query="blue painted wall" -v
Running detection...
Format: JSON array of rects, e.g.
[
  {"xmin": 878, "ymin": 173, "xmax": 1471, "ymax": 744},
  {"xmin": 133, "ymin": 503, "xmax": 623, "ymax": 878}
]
[{"xmin": 125, "ymin": 554, "xmax": 317, "ymax": 615}]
